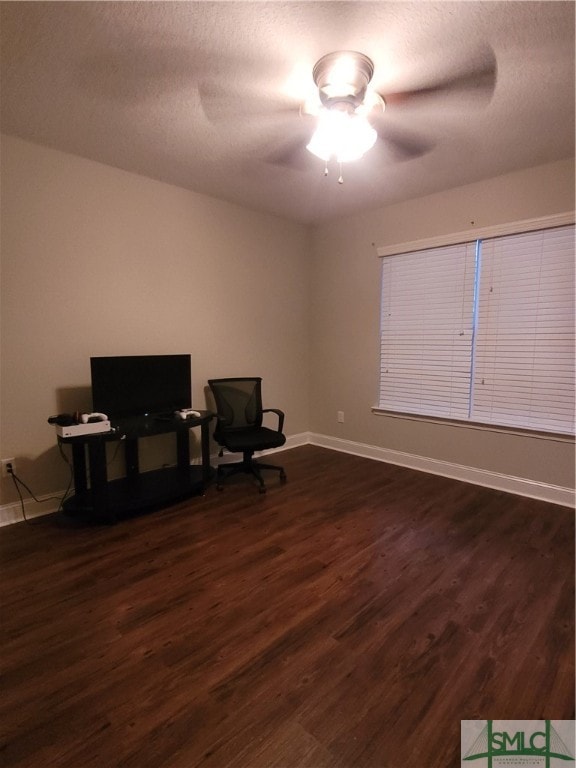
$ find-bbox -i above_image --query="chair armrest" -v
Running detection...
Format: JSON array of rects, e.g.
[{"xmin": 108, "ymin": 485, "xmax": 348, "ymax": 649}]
[{"xmin": 262, "ymin": 408, "xmax": 284, "ymax": 433}]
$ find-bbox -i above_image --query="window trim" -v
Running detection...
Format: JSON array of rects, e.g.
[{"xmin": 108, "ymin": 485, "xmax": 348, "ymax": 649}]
[
  {"xmin": 375, "ymin": 212, "xmax": 574, "ymax": 259},
  {"xmin": 371, "ymin": 406, "xmax": 575, "ymax": 444}
]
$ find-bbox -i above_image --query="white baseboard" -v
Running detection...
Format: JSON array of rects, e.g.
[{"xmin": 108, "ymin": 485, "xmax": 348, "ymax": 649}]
[
  {"xmin": 1, "ymin": 431, "xmax": 572, "ymax": 526},
  {"xmin": 0, "ymin": 433, "xmax": 312, "ymax": 527},
  {"xmin": 309, "ymin": 433, "xmax": 575, "ymax": 509},
  {"xmin": 0, "ymin": 495, "xmax": 63, "ymax": 527}
]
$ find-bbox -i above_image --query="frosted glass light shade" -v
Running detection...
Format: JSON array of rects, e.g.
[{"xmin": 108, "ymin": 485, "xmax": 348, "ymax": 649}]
[{"xmin": 306, "ymin": 109, "xmax": 377, "ymax": 163}]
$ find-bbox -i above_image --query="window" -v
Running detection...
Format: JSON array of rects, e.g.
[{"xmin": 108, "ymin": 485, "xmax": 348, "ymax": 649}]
[{"xmin": 379, "ymin": 224, "xmax": 575, "ymax": 436}]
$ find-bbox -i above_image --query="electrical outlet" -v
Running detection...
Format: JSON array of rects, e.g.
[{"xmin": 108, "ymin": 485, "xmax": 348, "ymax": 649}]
[
  {"xmin": 337, "ymin": 411, "xmax": 344, "ymax": 423},
  {"xmin": 1, "ymin": 458, "xmax": 15, "ymax": 478}
]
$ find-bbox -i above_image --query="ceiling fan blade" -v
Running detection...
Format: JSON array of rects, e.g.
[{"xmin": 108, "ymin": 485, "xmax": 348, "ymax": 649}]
[
  {"xmin": 198, "ymin": 80, "xmax": 301, "ymax": 125},
  {"xmin": 264, "ymin": 135, "xmax": 312, "ymax": 171},
  {"xmin": 383, "ymin": 45, "xmax": 497, "ymax": 107},
  {"xmin": 367, "ymin": 109, "xmax": 435, "ymax": 161},
  {"xmin": 379, "ymin": 127, "xmax": 435, "ymax": 161}
]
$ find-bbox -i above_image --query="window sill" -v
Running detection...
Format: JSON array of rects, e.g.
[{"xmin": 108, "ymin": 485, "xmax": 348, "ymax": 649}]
[{"xmin": 371, "ymin": 408, "xmax": 575, "ymax": 444}]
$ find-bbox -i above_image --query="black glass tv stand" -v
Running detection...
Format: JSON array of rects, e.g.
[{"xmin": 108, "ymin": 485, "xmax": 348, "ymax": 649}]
[{"xmin": 58, "ymin": 411, "xmax": 214, "ymax": 522}]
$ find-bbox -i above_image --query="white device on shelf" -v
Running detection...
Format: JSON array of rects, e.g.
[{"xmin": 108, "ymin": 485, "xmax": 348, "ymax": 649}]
[
  {"xmin": 175, "ymin": 408, "xmax": 201, "ymax": 419},
  {"xmin": 56, "ymin": 420, "xmax": 112, "ymax": 437}
]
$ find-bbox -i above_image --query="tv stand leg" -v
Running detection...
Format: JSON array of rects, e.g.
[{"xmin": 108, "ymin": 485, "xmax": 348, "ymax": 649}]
[
  {"xmin": 176, "ymin": 430, "xmax": 190, "ymax": 469},
  {"xmin": 125, "ymin": 438, "xmax": 139, "ymax": 478},
  {"xmin": 200, "ymin": 421, "xmax": 211, "ymax": 487},
  {"xmin": 71, "ymin": 443, "xmax": 88, "ymax": 495},
  {"xmin": 87, "ymin": 440, "xmax": 110, "ymax": 522}
]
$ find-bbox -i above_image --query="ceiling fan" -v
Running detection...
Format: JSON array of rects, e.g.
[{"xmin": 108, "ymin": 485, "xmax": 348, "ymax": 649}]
[
  {"xmin": 199, "ymin": 45, "xmax": 498, "ymax": 181},
  {"xmin": 304, "ymin": 51, "xmax": 385, "ymax": 181}
]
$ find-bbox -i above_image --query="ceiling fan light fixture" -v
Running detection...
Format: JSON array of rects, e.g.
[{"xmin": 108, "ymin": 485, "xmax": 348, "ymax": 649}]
[
  {"xmin": 313, "ymin": 51, "xmax": 375, "ymax": 108},
  {"xmin": 306, "ymin": 51, "xmax": 379, "ymax": 175},
  {"xmin": 306, "ymin": 108, "xmax": 377, "ymax": 163}
]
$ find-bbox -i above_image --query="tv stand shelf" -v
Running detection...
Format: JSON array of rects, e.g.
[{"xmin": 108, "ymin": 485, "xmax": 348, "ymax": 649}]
[{"xmin": 58, "ymin": 412, "xmax": 214, "ymax": 522}]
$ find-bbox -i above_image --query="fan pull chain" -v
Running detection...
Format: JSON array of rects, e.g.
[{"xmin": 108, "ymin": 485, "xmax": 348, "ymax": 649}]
[{"xmin": 321, "ymin": 160, "xmax": 345, "ymax": 184}]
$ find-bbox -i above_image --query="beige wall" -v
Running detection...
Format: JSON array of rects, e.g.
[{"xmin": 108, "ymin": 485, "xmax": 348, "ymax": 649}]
[
  {"xmin": 1, "ymin": 135, "xmax": 574, "ymax": 510},
  {"xmin": 0, "ymin": 135, "xmax": 311, "ymax": 502},
  {"xmin": 309, "ymin": 158, "xmax": 575, "ymax": 490}
]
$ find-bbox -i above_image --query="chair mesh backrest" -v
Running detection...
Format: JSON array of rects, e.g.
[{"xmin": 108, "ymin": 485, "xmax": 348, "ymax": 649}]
[{"xmin": 208, "ymin": 378, "xmax": 263, "ymax": 430}]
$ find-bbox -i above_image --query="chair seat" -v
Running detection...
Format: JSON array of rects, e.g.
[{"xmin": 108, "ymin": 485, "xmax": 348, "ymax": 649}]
[{"xmin": 217, "ymin": 426, "xmax": 286, "ymax": 453}]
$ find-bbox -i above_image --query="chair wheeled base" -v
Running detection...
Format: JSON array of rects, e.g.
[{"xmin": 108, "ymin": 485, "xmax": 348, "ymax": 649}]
[{"xmin": 216, "ymin": 450, "xmax": 287, "ymax": 494}]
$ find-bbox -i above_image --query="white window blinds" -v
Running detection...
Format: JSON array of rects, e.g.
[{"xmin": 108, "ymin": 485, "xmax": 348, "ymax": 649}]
[
  {"xmin": 379, "ymin": 223, "xmax": 575, "ymax": 435},
  {"xmin": 380, "ymin": 242, "xmax": 477, "ymax": 420},
  {"xmin": 471, "ymin": 225, "xmax": 575, "ymax": 434}
]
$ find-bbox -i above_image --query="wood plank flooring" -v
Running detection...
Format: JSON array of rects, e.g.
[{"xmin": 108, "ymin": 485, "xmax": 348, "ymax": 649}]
[{"xmin": 0, "ymin": 445, "xmax": 574, "ymax": 768}]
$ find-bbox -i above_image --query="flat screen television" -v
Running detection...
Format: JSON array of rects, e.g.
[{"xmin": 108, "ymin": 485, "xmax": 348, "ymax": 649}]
[{"xmin": 90, "ymin": 355, "xmax": 191, "ymax": 418}]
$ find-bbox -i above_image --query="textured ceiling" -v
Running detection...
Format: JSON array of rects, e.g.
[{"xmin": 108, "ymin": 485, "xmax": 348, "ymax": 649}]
[{"xmin": 1, "ymin": 1, "xmax": 574, "ymax": 224}]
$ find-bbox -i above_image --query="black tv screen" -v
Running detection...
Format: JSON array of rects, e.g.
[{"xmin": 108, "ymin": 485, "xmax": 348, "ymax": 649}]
[{"xmin": 90, "ymin": 355, "xmax": 191, "ymax": 418}]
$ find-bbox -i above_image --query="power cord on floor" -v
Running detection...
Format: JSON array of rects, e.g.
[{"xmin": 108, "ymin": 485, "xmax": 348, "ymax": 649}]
[
  {"xmin": 8, "ymin": 439, "xmax": 121, "ymax": 524},
  {"xmin": 8, "ymin": 451, "xmax": 73, "ymax": 524}
]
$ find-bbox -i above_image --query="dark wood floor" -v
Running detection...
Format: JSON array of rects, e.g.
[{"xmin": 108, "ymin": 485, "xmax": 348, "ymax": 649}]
[{"xmin": 0, "ymin": 446, "xmax": 573, "ymax": 768}]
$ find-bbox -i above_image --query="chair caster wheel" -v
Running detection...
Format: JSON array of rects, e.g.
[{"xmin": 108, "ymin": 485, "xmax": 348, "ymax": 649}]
[
  {"xmin": 217, "ymin": 484, "xmax": 224, "ymax": 492},
  {"xmin": 280, "ymin": 472, "xmax": 287, "ymax": 483},
  {"xmin": 258, "ymin": 486, "xmax": 266, "ymax": 494}
]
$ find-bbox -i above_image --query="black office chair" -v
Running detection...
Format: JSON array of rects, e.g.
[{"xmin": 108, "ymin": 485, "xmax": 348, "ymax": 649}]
[{"xmin": 207, "ymin": 377, "xmax": 287, "ymax": 494}]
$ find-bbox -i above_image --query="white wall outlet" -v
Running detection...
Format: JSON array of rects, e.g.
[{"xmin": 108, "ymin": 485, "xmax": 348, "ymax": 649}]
[
  {"xmin": 337, "ymin": 411, "xmax": 344, "ymax": 423},
  {"xmin": 1, "ymin": 458, "xmax": 15, "ymax": 478}
]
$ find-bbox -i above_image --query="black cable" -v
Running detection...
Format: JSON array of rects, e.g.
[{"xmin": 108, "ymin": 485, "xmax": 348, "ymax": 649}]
[
  {"xmin": 9, "ymin": 438, "xmax": 119, "ymax": 524},
  {"xmin": 9, "ymin": 463, "xmax": 73, "ymax": 524},
  {"xmin": 57, "ymin": 442, "xmax": 75, "ymax": 506},
  {"xmin": 106, "ymin": 439, "xmax": 122, "ymax": 468},
  {"xmin": 10, "ymin": 471, "xmax": 30, "ymax": 523}
]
